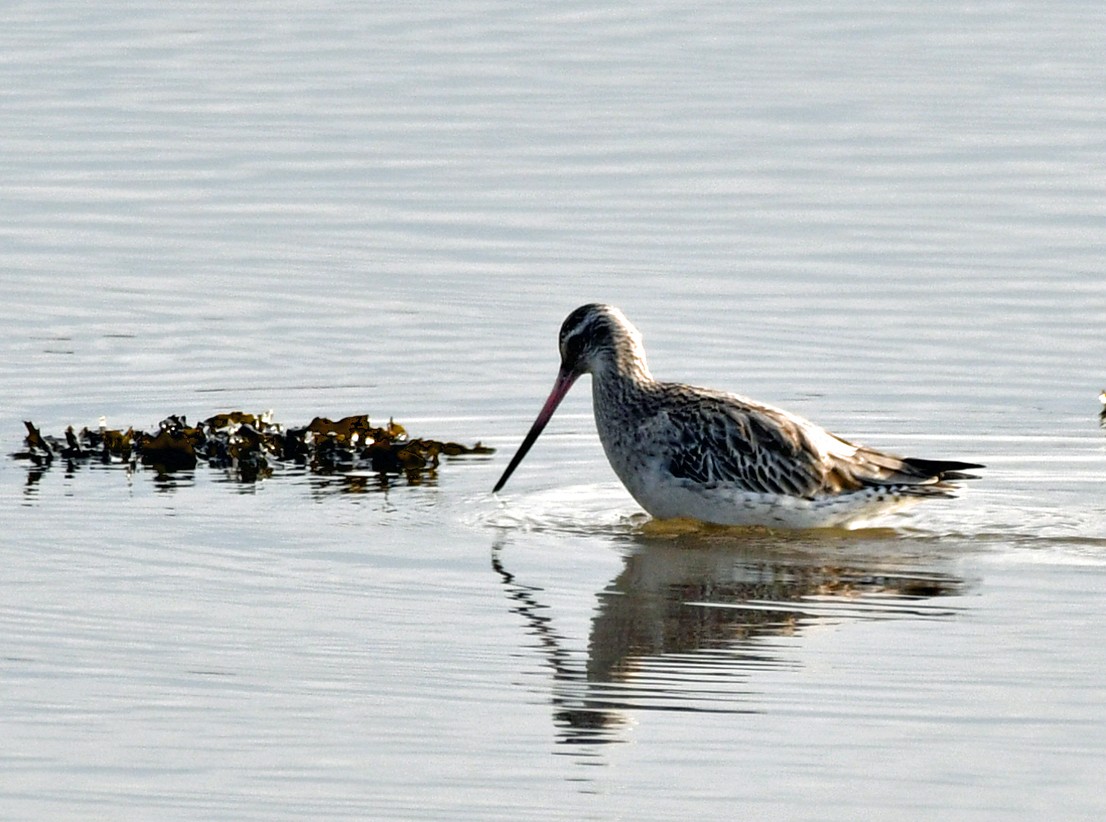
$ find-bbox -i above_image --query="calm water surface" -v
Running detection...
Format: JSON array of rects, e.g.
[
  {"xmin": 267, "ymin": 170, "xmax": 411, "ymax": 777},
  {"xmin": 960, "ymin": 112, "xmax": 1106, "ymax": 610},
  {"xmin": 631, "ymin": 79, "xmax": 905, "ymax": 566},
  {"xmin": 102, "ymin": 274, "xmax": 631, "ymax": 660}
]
[{"xmin": 3, "ymin": 2, "xmax": 1106, "ymax": 819}]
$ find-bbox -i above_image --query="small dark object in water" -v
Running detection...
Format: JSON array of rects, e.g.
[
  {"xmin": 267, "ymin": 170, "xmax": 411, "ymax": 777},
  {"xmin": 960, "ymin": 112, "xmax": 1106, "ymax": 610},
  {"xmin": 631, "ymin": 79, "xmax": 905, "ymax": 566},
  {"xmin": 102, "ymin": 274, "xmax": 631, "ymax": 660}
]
[
  {"xmin": 134, "ymin": 416, "xmax": 202, "ymax": 471},
  {"xmin": 18, "ymin": 421, "xmax": 54, "ymax": 466},
  {"xmin": 13, "ymin": 411, "xmax": 493, "ymax": 483}
]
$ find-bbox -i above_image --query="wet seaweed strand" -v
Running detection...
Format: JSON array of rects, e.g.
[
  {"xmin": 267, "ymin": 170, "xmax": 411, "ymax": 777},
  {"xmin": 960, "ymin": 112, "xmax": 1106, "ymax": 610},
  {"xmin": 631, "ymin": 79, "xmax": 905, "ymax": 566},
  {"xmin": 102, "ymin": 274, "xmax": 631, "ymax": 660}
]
[{"xmin": 14, "ymin": 413, "xmax": 493, "ymax": 482}]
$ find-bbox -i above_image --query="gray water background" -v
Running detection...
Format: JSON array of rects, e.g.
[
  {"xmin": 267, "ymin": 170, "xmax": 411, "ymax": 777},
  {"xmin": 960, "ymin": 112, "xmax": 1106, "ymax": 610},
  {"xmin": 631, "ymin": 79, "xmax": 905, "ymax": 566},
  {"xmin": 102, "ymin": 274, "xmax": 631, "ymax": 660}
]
[{"xmin": 2, "ymin": 3, "xmax": 1106, "ymax": 819}]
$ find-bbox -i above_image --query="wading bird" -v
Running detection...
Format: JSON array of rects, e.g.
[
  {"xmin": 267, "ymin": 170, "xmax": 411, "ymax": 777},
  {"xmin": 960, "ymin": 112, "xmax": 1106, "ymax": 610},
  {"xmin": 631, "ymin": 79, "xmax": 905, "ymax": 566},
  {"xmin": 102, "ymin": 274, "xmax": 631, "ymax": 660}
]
[{"xmin": 493, "ymin": 304, "xmax": 981, "ymax": 528}]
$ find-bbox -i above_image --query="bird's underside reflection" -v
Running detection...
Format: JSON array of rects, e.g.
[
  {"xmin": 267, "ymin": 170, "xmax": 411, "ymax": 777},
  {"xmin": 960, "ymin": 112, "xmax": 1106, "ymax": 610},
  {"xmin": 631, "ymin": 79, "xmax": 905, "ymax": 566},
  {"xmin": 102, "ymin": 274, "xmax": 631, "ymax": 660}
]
[{"xmin": 492, "ymin": 530, "xmax": 967, "ymax": 749}]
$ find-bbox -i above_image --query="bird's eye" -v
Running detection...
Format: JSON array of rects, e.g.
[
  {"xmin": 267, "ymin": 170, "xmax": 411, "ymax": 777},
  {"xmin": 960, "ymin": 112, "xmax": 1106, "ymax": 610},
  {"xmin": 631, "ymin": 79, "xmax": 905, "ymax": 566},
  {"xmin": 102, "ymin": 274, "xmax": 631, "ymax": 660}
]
[{"xmin": 561, "ymin": 329, "xmax": 586, "ymax": 365}]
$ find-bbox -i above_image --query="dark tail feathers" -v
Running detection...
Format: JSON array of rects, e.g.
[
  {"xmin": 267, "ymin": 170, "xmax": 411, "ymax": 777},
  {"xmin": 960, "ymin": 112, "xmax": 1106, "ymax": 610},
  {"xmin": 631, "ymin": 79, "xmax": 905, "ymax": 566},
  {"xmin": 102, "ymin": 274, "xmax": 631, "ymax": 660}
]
[{"xmin": 901, "ymin": 457, "xmax": 984, "ymax": 482}]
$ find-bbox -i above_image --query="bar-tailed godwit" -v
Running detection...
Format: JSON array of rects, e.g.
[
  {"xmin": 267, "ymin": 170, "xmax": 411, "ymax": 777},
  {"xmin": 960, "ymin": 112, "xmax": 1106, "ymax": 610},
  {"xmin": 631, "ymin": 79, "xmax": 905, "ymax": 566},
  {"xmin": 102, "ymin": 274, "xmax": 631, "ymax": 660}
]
[{"xmin": 493, "ymin": 304, "xmax": 981, "ymax": 529}]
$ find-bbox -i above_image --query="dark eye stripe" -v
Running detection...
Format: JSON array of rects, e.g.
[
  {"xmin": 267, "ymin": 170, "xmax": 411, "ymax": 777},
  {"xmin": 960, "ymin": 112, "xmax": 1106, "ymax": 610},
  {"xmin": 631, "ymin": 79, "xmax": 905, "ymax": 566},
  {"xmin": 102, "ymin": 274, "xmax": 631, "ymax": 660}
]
[{"xmin": 561, "ymin": 328, "xmax": 586, "ymax": 362}]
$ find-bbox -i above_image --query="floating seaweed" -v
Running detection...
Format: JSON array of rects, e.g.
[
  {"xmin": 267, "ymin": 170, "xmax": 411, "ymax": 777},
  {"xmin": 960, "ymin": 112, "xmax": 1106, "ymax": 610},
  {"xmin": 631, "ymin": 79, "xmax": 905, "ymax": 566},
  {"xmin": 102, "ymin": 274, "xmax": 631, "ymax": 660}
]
[{"xmin": 14, "ymin": 412, "xmax": 493, "ymax": 484}]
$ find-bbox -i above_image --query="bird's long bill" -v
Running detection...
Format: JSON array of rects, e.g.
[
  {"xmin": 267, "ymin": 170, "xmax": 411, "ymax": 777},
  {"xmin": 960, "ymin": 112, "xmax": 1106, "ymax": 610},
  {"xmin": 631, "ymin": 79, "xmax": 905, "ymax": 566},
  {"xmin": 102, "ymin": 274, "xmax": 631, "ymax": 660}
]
[{"xmin": 492, "ymin": 368, "xmax": 579, "ymax": 493}]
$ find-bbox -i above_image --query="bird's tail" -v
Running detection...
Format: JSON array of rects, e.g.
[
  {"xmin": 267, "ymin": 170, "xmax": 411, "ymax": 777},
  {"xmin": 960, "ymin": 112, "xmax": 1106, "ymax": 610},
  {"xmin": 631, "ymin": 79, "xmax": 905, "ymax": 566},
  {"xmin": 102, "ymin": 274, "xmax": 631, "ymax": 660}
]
[{"xmin": 899, "ymin": 457, "xmax": 983, "ymax": 482}]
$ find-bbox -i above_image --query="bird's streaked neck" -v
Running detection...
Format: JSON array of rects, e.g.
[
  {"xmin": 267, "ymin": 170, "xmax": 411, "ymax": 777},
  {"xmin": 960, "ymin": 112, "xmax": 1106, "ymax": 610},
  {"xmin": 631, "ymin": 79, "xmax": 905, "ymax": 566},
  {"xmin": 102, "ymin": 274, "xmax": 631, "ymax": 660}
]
[{"xmin": 589, "ymin": 335, "xmax": 654, "ymax": 390}]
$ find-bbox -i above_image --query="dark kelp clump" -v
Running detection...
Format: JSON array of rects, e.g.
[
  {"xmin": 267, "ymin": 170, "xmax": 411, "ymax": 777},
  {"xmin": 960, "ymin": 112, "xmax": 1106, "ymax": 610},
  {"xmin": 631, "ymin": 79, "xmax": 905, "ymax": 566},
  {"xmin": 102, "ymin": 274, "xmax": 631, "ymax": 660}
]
[{"xmin": 15, "ymin": 413, "xmax": 493, "ymax": 483}]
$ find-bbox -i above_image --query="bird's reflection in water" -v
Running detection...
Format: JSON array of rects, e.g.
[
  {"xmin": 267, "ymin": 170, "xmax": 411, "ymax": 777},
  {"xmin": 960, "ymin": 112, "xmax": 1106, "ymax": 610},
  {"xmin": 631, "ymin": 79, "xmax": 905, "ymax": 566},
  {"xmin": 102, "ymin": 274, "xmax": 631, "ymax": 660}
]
[{"xmin": 492, "ymin": 524, "xmax": 968, "ymax": 751}]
